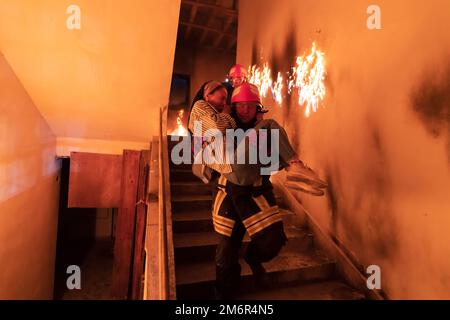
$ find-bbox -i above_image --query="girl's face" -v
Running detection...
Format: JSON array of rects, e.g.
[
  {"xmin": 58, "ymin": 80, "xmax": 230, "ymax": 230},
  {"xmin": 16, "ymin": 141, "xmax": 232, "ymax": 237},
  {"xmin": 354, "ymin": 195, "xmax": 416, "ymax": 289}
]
[
  {"xmin": 206, "ymin": 87, "xmax": 227, "ymax": 111},
  {"xmin": 235, "ymin": 102, "xmax": 258, "ymax": 124}
]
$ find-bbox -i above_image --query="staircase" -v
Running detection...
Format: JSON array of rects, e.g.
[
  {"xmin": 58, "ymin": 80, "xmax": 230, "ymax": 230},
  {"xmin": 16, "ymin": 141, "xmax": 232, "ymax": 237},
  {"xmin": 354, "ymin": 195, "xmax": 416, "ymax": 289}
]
[{"xmin": 168, "ymin": 137, "xmax": 365, "ymax": 300}]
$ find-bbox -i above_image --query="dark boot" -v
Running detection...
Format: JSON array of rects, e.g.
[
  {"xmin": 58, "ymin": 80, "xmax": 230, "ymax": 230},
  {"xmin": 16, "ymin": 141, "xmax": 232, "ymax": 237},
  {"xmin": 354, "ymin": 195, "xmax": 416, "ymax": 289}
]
[
  {"xmin": 215, "ymin": 263, "xmax": 241, "ymax": 300},
  {"xmin": 244, "ymin": 253, "xmax": 271, "ymax": 289}
]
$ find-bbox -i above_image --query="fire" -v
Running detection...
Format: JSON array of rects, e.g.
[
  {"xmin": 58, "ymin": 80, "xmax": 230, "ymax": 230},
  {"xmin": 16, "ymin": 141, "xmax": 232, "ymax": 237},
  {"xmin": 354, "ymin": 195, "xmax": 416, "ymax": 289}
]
[
  {"xmin": 170, "ymin": 109, "xmax": 189, "ymax": 136},
  {"xmin": 248, "ymin": 63, "xmax": 272, "ymax": 98},
  {"xmin": 248, "ymin": 42, "xmax": 326, "ymax": 117},
  {"xmin": 272, "ymin": 72, "xmax": 284, "ymax": 105},
  {"xmin": 291, "ymin": 42, "xmax": 326, "ymax": 117}
]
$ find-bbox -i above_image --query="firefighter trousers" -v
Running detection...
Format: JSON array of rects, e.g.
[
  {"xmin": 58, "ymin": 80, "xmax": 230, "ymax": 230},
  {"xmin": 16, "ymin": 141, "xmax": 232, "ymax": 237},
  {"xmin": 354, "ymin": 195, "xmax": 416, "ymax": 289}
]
[{"xmin": 212, "ymin": 175, "xmax": 287, "ymax": 299}]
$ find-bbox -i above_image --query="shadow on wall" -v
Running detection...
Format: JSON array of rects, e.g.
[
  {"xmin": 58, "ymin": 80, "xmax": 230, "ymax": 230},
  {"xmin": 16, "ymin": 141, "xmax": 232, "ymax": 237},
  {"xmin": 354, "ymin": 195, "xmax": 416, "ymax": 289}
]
[{"xmin": 411, "ymin": 63, "xmax": 450, "ymax": 162}]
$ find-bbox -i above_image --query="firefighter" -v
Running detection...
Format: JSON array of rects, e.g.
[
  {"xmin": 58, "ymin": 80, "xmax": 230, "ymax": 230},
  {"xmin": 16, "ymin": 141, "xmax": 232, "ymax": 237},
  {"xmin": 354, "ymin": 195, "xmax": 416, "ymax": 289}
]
[
  {"xmin": 213, "ymin": 83, "xmax": 329, "ymax": 299},
  {"xmin": 228, "ymin": 64, "xmax": 248, "ymax": 87},
  {"xmin": 212, "ymin": 84, "xmax": 282, "ymax": 299},
  {"xmin": 188, "ymin": 81, "xmax": 327, "ymax": 192},
  {"xmin": 225, "ymin": 83, "xmax": 328, "ymax": 193},
  {"xmin": 212, "ymin": 100, "xmax": 286, "ymax": 301},
  {"xmin": 187, "ymin": 81, "xmax": 327, "ymax": 298},
  {"xmin": 224, "ymin": 64, "xmax": 248, "ymax": 105},
  {"xmin": 187, "ymin": 81, "xmax": 281, "ymax": 299},
  {"xmin": 212, "ymin": 173, "xmax": 285, "ymax": 299}
]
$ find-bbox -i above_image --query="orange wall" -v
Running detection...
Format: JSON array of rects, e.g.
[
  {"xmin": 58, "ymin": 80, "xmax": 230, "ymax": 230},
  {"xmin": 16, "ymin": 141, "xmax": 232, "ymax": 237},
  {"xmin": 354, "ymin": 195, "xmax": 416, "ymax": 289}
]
[
  {"xmin": 0, "ymin": 53, "xmax": 60, "ymax": 299},
  {"xmin": 237, "ymin": 0, "xmax": 450, "ymax": 299},
  {"xmin": 0, "ymin": 0, "xmax": 180, "ymax": 155}
]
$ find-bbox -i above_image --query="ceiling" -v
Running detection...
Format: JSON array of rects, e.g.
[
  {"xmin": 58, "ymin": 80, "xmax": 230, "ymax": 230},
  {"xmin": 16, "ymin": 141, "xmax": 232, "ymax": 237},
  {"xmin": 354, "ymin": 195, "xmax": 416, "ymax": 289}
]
[
  {"xmin": 0, "ymin": 0, "xmax": 181, "ymax": 154},
  {"xmin": 177, "ymin": 0, "xmax": 239, "ymax": 53}
]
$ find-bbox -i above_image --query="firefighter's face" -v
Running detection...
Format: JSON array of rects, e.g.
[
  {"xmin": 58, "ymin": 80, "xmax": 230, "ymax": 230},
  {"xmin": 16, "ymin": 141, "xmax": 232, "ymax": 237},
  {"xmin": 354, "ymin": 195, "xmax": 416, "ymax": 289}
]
[
  {"xmin": 206, "ymin": 87, "xmax": 227, "ymax": 111},
  {"xmin": 235, "ymin": 102, "xmax": 258, "ymax": 124},
  {"xmin": 231, "ymin": 76, "xmax": 245, "ymax": 87}
]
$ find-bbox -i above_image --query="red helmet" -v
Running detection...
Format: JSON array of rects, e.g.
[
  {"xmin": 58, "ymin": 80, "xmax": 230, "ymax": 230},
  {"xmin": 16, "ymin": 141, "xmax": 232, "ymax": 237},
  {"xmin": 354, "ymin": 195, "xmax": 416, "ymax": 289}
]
[
  {"xmin": 231, "ymin": 83, "xmax": 261, "ymax": 105},
  {"xmin": 228, "ymin": 64, "xmax": 248, "ymax": 79},
  {"xmin": 231, "ymin": 83, "xmax": 268, "ymax": 113}
]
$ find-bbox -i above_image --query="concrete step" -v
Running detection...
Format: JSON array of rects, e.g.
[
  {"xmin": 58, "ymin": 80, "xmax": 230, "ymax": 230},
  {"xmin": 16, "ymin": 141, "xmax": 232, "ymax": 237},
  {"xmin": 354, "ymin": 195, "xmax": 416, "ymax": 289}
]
[
  {"xmin": 173, "ymin": 225, "xmax": 313, "ymax": 263},
  {"xmin": 171, "ymin": 194, "xmax": 213, "ymax": 213},
  {"xmin": 175, "ymin": 248, "xmax": 336, "ymax": 300},
  {"xmin": 170, "ymin": 168, "xmax": 200, "ymax": 182},
  {"xmin": 169, "ymin": 162, "xmax": 193, "ymax": 171},
  {"xmin": 171, "ymin": 194, "xmax": 213, "ymax": 202},
  {"xmin": 238, "ymin": 280, "xmax": 365, "ymax": 300},
  {"xmin": 172, "ymin": 209, "xmax": 213, "ymax": 233},
  {"xmin": 171, "ymin": 181, "xmax": 211, "ymax": 197},
  {"xmin": 172, "ymin": 208, "xmax": 305, "ymax": 234},
  {"xmin": 171, "ymin": 193, "xmax": 286, "ymax": 215}
]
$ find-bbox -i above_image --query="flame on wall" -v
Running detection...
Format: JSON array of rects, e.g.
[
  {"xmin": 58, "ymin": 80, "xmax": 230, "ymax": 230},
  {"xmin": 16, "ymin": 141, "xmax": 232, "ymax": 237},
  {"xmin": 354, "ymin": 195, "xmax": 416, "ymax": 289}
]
[
  {"xmin": 248, "ymin": 42, "xmax": 326, "ymax": 117},
  {"xmin": 170, "ymin": 109, "xmax": 189, "ymax": 136}
]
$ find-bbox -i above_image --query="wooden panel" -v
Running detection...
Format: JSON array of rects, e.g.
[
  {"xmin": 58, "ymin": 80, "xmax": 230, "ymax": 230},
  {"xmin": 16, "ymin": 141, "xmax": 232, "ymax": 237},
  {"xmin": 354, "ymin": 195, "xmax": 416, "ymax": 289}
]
[
  {"xmin": 131, "ymin": 149, "xmax": 150, "ymax": 300},
  {"xmin": 111, "ymin": 150, "xmax": 141, "ymax": 299},
  {"xmin": 68, "ymin": 152, "xmax": 122, "ymax": 208}
]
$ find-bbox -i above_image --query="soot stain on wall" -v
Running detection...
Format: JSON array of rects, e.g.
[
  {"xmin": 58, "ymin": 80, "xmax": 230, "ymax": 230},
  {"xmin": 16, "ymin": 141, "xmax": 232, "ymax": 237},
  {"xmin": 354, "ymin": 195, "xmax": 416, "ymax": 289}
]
[
  {"xmin": 324, "ymin": 163, "xmax": 341, "ymax": 236},
  {"xmin": 365, "ymin": 125, "xmax": 398, "ymax": 260},
  {"xmin": 251, "ymin": 39, "xmax": 259, "ymax": 67},
  {"xmin": 411, "ymin": 63, "xmax": 450, "ymax": 162},
  {"xmin": 275, "ymin": 21, "xmax": 299, "ymax": 147},
  {"xmin": 324, "ymin": 164, "xmax": 368, "ymax": 273},
  {"xmin": 324, "ymin": 122, "xmax": 398, "ymax": 262},
  {"xmin": 328, "ymin": 172, "xmax": 364, "ymax": 248}
]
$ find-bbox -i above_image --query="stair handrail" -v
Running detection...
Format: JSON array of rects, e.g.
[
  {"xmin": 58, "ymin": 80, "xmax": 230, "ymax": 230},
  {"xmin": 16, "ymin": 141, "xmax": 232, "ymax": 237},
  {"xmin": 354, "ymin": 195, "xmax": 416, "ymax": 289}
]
[
  {"xmin": 157, "ymin": 105, "xmax": 177, "ymax": 300},
  {"xmin": 143, "ymin": 105, "xmax": 176, "ymax": 300}
]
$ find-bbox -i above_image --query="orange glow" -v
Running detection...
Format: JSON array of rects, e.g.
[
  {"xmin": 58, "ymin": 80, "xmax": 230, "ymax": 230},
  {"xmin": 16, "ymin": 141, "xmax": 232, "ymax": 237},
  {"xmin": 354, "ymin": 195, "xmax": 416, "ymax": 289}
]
[{"xmin": 170, "ymin": 109, "xmax": 189, "ymax": 136}]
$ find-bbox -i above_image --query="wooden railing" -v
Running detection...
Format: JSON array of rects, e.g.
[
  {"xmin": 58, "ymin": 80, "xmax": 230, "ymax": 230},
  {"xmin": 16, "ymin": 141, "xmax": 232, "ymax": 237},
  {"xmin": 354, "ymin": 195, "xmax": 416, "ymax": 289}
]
[{"xmin": 143, "ymin": 106, "xmax": 176, "ymax": 300}]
